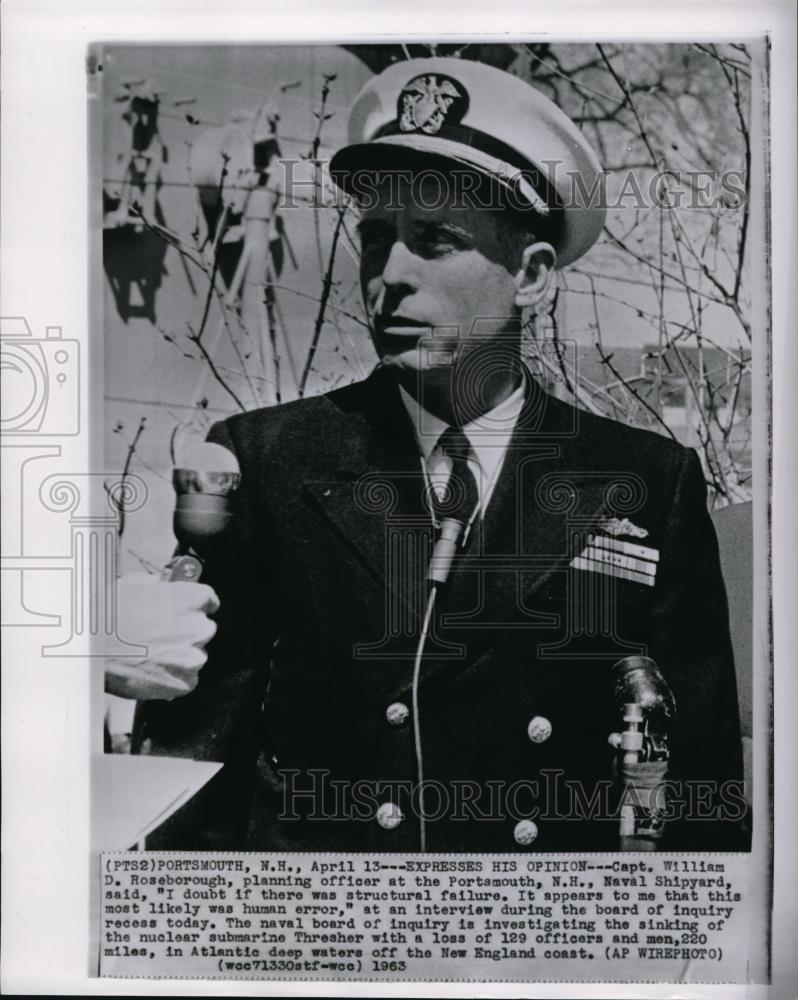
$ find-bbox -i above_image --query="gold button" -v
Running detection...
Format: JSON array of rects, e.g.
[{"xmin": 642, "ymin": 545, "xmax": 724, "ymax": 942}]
[
  {"xmin": 386, "ymin": 702, "xmax": 409, "ymax": 726},
  {"xmin": 513, "ymin": 819, "xmax": 539, "ymax": 846},
  {"xmin": 527, "ymin": 715, "xmax": 552, "ymax": 743},
  {"xmin": 376, "ymin": 802, "xmax": 403, "ymax": 830}
]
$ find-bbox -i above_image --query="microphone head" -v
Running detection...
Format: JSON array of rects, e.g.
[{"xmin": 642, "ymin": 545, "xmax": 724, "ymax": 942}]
[
  {"xmin": 427, "ymin": 516, "xmax": 465, "ymax": 585},
  {"xmin": 173, "ymin": 441, "xmax": 241, "ymax": 496},
  {"xmin": 611, "ymin": 655, "xmax": 676, "ymax": 723},
  {"xmin": 172, "ymin": 441, "xmax": 241, "ymax": 548}
]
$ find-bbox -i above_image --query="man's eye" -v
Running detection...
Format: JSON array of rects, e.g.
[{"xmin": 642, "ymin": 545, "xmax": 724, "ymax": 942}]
[
  {"xmin": 359, "ymin": 229, "xmax": 391, "ymax": 252},
  {"xmin": 420, "ymin": 230, "xmax": 462, "ymax": 252}
]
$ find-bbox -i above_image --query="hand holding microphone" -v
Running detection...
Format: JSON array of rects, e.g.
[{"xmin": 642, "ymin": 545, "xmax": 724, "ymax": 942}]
[
  {"xmin": 105, "ymin": 574, "xmax": 220, "ymax": 700},
  {"xmin": 107, "ymin": 441, "xmax": 240, "ymax": 701}
]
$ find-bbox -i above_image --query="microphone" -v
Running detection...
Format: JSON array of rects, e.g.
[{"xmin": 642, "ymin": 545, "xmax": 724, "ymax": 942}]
[
  {"xmin": 427, "ymin": 517, "xmax": 465, "ymax": 585},
  {"xmin": 162, "ymin": 441, "xmax": 241, "ymax": 583},
  {"xmin": 415, "ymin": 453, "xmax": 476, "ymax": 847},
  {"xmin": 425, "ymin": 428, "xmax": 479, "ymax": 587},
  {"xmin": 611, "ymin": 655, "xmax": 675, "ymax": 750},
  {"xmin": 610, "ymin": 655, "xmax": 676, "ymax": 847}
]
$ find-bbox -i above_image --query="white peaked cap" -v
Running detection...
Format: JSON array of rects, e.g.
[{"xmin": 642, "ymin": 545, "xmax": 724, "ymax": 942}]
[{"xmin": 330, "ymin": 57, "xmax": 607, "ymax": 268}]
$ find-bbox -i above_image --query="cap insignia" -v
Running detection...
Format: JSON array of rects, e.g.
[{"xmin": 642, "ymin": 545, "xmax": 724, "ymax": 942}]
[{"xmin": 397, "ymin": 74, "xmax": 469, "ymax": 136}]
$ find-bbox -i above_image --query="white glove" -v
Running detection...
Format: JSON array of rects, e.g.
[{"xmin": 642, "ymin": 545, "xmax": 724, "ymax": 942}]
[{"xmin": 106, "ymin": 572, "xmax": 220, "ymax": 701}]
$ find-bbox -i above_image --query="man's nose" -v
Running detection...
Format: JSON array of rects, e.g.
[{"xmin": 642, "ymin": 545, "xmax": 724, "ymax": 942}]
[{"xmin": 380, "ymin": 239, "xmax": 420, "ymax": 289}]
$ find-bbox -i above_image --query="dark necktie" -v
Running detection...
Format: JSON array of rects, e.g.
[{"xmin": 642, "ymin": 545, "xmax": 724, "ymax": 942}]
[{"xmin": 430, "ymin": 426, "xmax": 480, "ymax": 529}]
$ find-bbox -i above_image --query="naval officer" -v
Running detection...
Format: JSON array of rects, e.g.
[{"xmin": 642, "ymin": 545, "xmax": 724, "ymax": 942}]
[{"xmin": 122, "ymin": 57, "xmax": 747, "ymax": 852}]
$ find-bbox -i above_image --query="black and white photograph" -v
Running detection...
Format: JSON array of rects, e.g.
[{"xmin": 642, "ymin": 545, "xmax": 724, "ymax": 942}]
[
  {"xmin": 100, "ymin": 41, "xmax": 757, "ymax": 856},
  {"xmin": 2, "ymin": 2, "xmax": 796, "ymax": 995}
]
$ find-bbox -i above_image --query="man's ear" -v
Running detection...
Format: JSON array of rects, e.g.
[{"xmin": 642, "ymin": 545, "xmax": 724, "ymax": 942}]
[{"xmin": 514, "ymin": 242, "xmax": 556, "ymax": 308}]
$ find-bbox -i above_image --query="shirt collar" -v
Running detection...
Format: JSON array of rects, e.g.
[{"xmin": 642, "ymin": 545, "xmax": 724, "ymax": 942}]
[{"xmin": 398, "ymin": 380, "xmax": 526, "ymax": 474}]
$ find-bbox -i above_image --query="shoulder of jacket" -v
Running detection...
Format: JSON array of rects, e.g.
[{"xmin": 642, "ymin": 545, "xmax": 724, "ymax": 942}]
[
  {"xmin": 213, "ymin": 376, "xmax": 375, "ymax": 455},
  {"xmin": 544, "ymin": 392, "xmax": 692, "ymax": 472}
]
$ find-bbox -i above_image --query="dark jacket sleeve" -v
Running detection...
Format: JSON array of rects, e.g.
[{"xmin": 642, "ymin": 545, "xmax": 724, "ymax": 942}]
[
  {"xmin": 649, "ymin": 447, "xmax": 749, "ymax": 849},
  {"xmin": 132, "ymin": 419, "xmax": 275, "ymax": 849}
]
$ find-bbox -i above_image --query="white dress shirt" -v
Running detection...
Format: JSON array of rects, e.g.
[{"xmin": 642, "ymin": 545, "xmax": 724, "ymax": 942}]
[{"xmin": 399, "ymin": 381, "xmax": 526, "ymax": 520}]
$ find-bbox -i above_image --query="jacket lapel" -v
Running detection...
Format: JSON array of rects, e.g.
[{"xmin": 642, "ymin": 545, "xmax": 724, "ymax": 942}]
[{"xmin": 302, "ymin": 369, "xmax": 434, "ymax": 611}]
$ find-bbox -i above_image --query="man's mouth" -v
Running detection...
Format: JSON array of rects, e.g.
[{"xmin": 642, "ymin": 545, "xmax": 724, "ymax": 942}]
[{"xmin": 373, "ymin": 315, "xmax": 430, "ymax": 337}]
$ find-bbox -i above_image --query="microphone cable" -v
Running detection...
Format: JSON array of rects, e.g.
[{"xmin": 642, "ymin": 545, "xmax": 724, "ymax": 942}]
[
  {"xmin": 411, "ymin": 582, "xmax": 438, "ymax": 853},
  {"xmin": 411, "ymin": 516, "xmax": 466, "ymax": 852}
]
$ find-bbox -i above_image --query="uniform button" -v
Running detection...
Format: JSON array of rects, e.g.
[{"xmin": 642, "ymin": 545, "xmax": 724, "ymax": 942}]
[
  {"xmin": 376, "ymin": 802, "xmax": 404, "ymax": 830},
  {"xmin": 513, "ymin": 819, "xmax": 539, "ymax": 846},
  {"xmin": 527, "ymin": 715, "xmax": 552, "ymax": 743},
  {"xmin": 386, "ymin": 702, "xmax": 409, "ymax": 726}
]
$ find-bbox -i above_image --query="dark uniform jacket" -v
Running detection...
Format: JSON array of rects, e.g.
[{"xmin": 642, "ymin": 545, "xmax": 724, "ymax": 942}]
[{"xmin": 134, "ymin": 367, "xmax": 748, "ymax": 852}]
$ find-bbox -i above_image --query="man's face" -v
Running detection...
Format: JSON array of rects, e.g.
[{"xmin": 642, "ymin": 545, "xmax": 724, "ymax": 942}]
[{"xmin": 358, "ymin": 173, "xmax": 523, "ymax": 376}]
